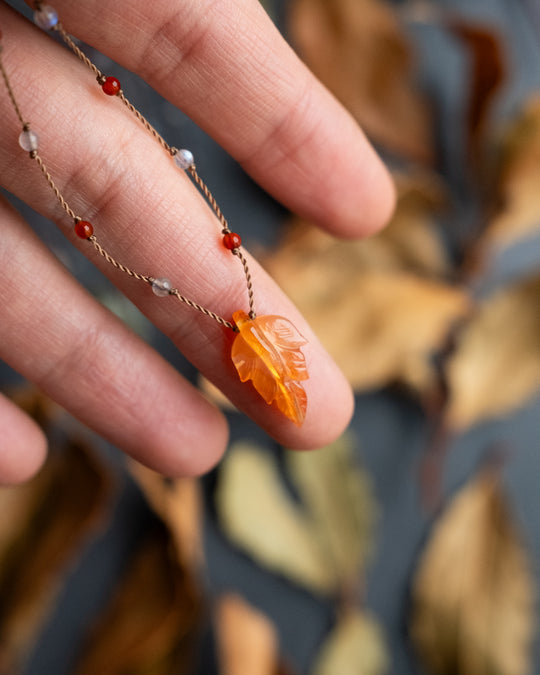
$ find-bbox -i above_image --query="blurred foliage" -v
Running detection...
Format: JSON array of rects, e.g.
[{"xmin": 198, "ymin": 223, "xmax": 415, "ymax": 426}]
[
  {"xmin": 411, "ymin": 466, "xmax": 534, "ymax": 675},
  {"xmin": 2, "ymin": 0, "xmax": 540, "ymax": 672}
]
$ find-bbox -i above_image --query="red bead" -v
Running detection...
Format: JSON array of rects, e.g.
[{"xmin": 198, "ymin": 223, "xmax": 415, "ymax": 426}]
[
  {"xmin": 74, "ymin": 221, "xmax": 93, "ymax": 239},
  {"xmin": 223, "ymin": 232, "xmax": 242, "ymax": 250},
  {"xmin": 102, "ymin": 76, "xmax": 121, "ymax": 96}
]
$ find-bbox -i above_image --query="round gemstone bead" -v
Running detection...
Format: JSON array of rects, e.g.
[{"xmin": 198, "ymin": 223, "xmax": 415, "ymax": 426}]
[
  {"xmin": 34, "ymin": 5, "xmax": 59, "ymax": 30},
  {"xmin": 18, "ymin": 129, "xmax": 39, "ymax": 152},
  {"xmin": 151, "ymin": 277, "xmax": 172, "ymax": 297},
  {"xmin": 173, "ymin": 149, "xmax": 194, "ymax": 170},
  {"xmin": 223, "ymin": 232, "xmax": 242, "ymax": 250},
  {"xmin": 102, "ymin": 76, "xmax": 121, "ymax": 96},
  {"xmin": 74, "ymin": 221, "xmax": 93, "ymax": 239}
]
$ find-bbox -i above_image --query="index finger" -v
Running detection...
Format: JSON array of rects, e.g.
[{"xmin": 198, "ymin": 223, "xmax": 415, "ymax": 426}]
[{"xmin": 25, "ymin": 0, "xmax": 395, "ymax": 237}]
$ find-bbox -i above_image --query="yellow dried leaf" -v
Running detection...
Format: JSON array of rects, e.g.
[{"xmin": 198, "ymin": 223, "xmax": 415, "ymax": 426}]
[
  {"xmin": 215, "ymin": 594, "xmax": 280, "ymax": 675},
  {"xmin": 447, "ymin": 276, "xmax": 540, "ymax": 429},
  {"xmin": 411, "ymin": 468, "xmax": 535, "ymax": 675},
  {"xmin": 216, "ymin": 436, "xmax": 377, "ymax": 595},
  {"xmin": 313, "ymin": 610, "xmax": 389, "ymax": 675},
  {"xmin": 287, "ymin": 435, "xmax": 377, "ymax": 584},
  {"xmin": 216, "ymin": 443, "xmax": 334, "ymax": 593},
  {"xmin": 484, "ymin": 96, "xmax": 540, "ymax": 252},
  {"xmin": 288, "ymin": 0, "xmax": 433, "ymax": 162}
]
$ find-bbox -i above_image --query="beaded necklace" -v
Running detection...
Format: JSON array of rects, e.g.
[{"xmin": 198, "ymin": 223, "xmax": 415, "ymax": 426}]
[{"xmin": 0, "ymin": 2, "xmax": 309, "ymax": 426}]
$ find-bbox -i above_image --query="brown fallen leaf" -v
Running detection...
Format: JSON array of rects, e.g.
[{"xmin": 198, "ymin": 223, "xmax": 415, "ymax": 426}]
[
  {"xmin": 446, "ymin": 276, "xmax": 540, "ymax": 429},
  {"xmin": 411, "ymin": 467, "xmax": 535, "ymax": 675},
  {"xmin": 216, "ymin": 435, "xmax": 377, "ymax": 595},
  {"xmin": 288, "ymin": 0, "xmax": 433, "ymax": 162},
  {"xmin": 482, "ymin": 96, "xmax": 540, "ymax": 253},
  {"xmin": 447, "ymin": 19, "xmax": 506, "ymax": 164},
  {"xmin": 313, "ymin": 609, "xmax": 389, "ymax": 675},
  {"xmin": 129, "ymin": 463, "xmax": 204, "ymax": 572},
  {"xmin": 0, "ymin": 438, "xmax": 111, "ymax": 674},
  {"xmin": 270, "ymin": 256, "xmax": 468, "ymax": 394},
  {"xmin": 74, "ymin": 524, "xmax": 202, "ymax": 675},
  {"xmin": 267, "ymin": 173, "xmax": 449, "ymax": 284},
  {"xmin": 215, "ymin": 594, "xmax": 281, "ymax": 675}
]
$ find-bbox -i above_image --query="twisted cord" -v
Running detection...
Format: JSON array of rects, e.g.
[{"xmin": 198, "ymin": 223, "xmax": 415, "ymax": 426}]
[
  {"xmin": 54, "ymin": 25, "xmax": 103, "ymax": 79},
  {"xmin": 235, "ymin": 249, "xmax": 256, "ymax": 318},
  {"xmin": 118, "ymin": 91, "xmax": 174, "ymax": 154},
  {"xmin": 90, "ymin": 237, "xmax": 152, "ymax": 283},
  {"xmin": 3, "ymin": 20, "xmax": 256, "ymax": 330},
  {"xmin": 188, "ymin": 167, "xmax": 229, "ymax": 230},
  {"xmin": 0, "ymin": 54, "xmax": 26, "ymax": 126},
  {"xmin": 34, "ymin": 154, "xmax": 78, "ymax": 220},
  {"xmin": 169, "ymin": 289, "xmax": 235, "ymax": 330}
]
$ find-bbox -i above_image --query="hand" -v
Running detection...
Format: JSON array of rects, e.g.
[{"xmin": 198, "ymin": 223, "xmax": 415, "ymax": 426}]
[{"xmin": 0, "ymin": 0, "xmax": 394, "ymax": 483}]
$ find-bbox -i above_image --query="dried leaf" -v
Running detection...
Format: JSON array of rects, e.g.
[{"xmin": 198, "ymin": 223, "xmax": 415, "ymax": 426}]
[
  {"xmin": 216, "ymin": 435, "xmax": 377, "ymax": 595},
  {"xmin": 411, "ymin": 467, "xmax": 535, "ymax": 675},
  {"xmin": 232, "ymin": 311, "xmax": 308, "ymax": 426},
  {"xmin": 75, "ymin": 524, "xmax": 202, "ymax": 675},
  {"xmin": 288, "ymin": 0, "xmax": 433, "ymax": 162},
  {"xmin": 267, "ymin": 173, "xmax": 449, "ymax": 284},
  {"xmin": 447, "ymin": 20, "xmax": 506, "ymax": 161},
  {"xmin": 483, "ymin": 96, "xmax": 540, "ymax": 252},
  {"xmin": 286, "ymin": 435, "xmax": 376, "ymax": 586},
  {"xmin": 269, "ymin": 243, "xmax": 468, "ymax": 394},
  {"xmin": 0, "ymin": 440, "xmax": 111, "ymax": 673},
  {"xmin": 313, "ymin": 610, "xmax": 388, "ymax": 675},
  {"xmin": 215, "ymin": 594, "xmax": 280, "ymax": 675},
  {"xmin": 447, "ymin": 276, "xmax": 540, "ymax": 429},
  {"xmin": 216, "ymin": 443, "xmax": 333, "ymax": 593},
  {"xmin": 129, "ymin": 463, "xmax": 204, "ymax": 572}
]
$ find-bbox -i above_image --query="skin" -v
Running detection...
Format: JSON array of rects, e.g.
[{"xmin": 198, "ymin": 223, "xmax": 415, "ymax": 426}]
[{"xmin": 0, "ymin": 0, "xmax": 395, "ymax": 483}]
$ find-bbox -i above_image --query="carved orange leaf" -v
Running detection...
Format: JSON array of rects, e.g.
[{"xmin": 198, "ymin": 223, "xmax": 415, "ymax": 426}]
[{"xmin": 231, "ymin": 311, "xmax": 309, "ymax": 426}]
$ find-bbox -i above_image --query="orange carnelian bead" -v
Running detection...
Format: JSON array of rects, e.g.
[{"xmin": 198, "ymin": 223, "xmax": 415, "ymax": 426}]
[
  {"xmin": 74, "ymin": 221, "xmax": 94, "ymax": 239},
  {"xmin": 102, "ymin": 76, "xmax": 121, "ymax": 96},
  {"xmin": 223, "ymin": 232, "xmax": 242, "ymax": 250}
]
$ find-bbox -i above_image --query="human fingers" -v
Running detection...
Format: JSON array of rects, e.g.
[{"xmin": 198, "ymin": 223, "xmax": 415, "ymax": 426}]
[
  {"xmin": 0, "ymin": 196, "xmax": 229, "ymax": 476},
  {"xmin": 0, "ymin": 5, "xmax": 353, "ymax": 448},
  {"xmin": 0, "ymin": 391, "xmax": 48, "ymax": 484},
  {"xmin": 24, "ymin": 0, "xmax": 395, "ymax": 238}
]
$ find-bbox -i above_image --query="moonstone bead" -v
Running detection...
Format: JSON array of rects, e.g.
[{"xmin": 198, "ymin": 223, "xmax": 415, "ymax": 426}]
[
  {"xmin": 151, "ymin": 277, "xmax": 172, "ymax": 297},
  {"xmin": 34, "ymin": 5, "xmax": 59, "ymax": 30},
  {"xmin": 173, "ymin": 149, "xmax": 194, "ymax": 170},
  {"xmin": 18, "ymin": 129, "xmax": 39, "ymax": 152}
]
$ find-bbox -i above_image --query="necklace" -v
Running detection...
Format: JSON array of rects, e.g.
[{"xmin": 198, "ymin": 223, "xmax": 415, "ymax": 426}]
[{"xmin": 0, "ymin": 2, "xmax": 309, "ymax": 426}]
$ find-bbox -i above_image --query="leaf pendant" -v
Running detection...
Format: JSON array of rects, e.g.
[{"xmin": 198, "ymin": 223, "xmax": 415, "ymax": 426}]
[{"xmin": 231, "ymin": 311, "xmax": 309, "ymax": 426}]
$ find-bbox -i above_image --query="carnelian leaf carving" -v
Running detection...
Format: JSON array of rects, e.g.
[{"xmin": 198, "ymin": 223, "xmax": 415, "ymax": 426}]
[{"xmin": 231, "ymin": 311, "xmax": 309, "ymax": 426}]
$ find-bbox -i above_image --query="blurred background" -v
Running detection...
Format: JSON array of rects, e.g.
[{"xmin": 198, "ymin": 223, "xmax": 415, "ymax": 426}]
[{"xmin": 1, "ymin": 0, "xmax": 540, "ymax": 673}]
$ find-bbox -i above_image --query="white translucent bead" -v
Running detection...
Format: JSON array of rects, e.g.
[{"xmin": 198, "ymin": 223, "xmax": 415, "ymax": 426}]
[
  {"xmin": 34, "ymin": 5, "xmax": 59, "ymax": 30},
  {"xmin": 174, "ymin": 149, "xmax": 194, "ymax": 170},
  {"xmin": 151, "ymin": 277, "xmax": 172, "ymax": 297},
  {"xmin": 18, "ymin": 129, "xmax": 39, "ymax": 152}
]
